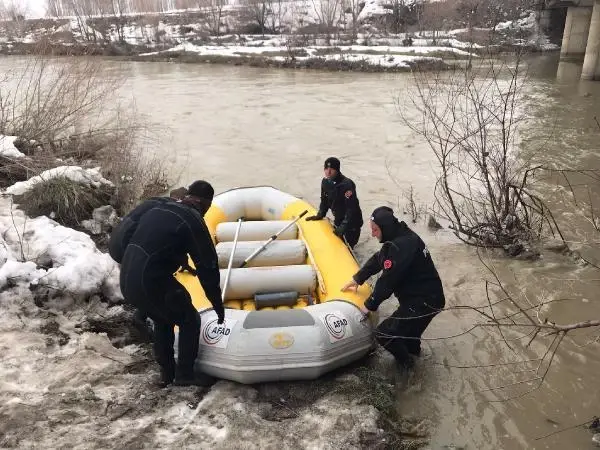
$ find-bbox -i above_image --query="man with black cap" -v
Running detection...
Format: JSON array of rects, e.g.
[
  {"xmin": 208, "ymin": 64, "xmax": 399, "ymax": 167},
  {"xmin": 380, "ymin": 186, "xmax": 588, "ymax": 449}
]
[
  {"xmin": 305, "ymin": 157, "xmax": 363, "ymax": 248},
  {"xmin": 341, "ymin": 206, "xmax": 445, "ymax": 370},
  {"xmin": 118, "ymin": 180, "xmax": 225, "ymax": 387}
]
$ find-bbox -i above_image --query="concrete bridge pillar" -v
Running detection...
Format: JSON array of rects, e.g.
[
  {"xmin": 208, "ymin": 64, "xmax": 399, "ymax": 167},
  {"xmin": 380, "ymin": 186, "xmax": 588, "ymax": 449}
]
[
  {"xmin": 560, "ymin": 6, "xmax": 593, "ymax": 59},
  {"xmin": 582, "ymin": 1, "xmax": 600, "ymax": 79}
]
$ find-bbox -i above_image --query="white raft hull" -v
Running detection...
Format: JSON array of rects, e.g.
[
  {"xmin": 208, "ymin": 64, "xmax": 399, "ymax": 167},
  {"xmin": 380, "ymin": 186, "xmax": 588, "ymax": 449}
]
[
  {"xmin": 174, "ymin": 186, "xmax": 375, "ymax": 384},
  {"xmin": 193, "ymin": 303, "xmax": 373, "ymax": 384}
]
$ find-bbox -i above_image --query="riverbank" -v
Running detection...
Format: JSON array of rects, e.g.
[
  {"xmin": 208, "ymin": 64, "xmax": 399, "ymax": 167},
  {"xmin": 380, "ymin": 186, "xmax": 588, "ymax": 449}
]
[
  {"xmin": 130, "ymin": 41, "xmax": 469, "ymax": 72},
  {"xmin": 0, "ymin": 6, "xmax": 559, "ymax": 73},
  {"xmin": 0, "ymin": 34, "xmax": 555, "ymax": 74},
  {"xmin": 0, "ymin": 38, "xmax": 469, "ymax": 72}
]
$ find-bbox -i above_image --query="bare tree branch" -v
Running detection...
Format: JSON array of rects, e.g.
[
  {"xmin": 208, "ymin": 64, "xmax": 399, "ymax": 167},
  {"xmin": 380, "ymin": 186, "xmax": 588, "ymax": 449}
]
[{"xmin": 396, "ymin": 50, "xmax": 563, "ymax": 256}]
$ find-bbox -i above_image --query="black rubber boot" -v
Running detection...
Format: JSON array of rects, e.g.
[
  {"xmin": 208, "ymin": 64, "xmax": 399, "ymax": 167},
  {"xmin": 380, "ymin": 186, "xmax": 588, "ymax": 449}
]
[
  {"xmin": 395, "ymin": 353, "xmax": 415, "ymax": 371},
  {"xmin": 132, "ymin": 309, "xmax": 148, "ymax": 327},
  {"xmin": 407, "ymin": 344, "xmax": 421, "ymax": 357},
  {"xmin": 394, "ymin": 355, "xmax": 415, "ymax": 389},
  {"xmin": 156, "ymin": 366, "xmax": 175, "ymax": 388}
]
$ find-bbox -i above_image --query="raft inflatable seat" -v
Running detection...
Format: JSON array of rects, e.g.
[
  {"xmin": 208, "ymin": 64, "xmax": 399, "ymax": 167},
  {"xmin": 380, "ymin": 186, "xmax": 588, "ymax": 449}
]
[
  {"xmin": 254, "ymin": 291, "xmax": 299, "ymax": 308},
  {"xmin": 175, "ymin": 186, "xmax": 376, "ymax": 384}
]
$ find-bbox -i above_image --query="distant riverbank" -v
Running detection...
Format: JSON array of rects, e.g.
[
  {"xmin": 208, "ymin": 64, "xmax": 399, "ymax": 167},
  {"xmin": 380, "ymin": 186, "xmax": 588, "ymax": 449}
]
[{"xmin": 0, "ymin": 8, "xmax": 559, "ymax": 73}]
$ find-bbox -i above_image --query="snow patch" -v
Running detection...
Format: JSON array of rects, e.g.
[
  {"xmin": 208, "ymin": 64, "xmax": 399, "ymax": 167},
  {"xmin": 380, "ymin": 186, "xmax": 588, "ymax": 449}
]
[
  {"xmin": 4, "ymin": 165, "xmax": 113, "ymax": 196},
  {"xmin": 0, "ymin": 135, "xmax": 25, "ymax": 159},
  {"xmin": 0, "ymin": 260, "xmax": 45, "ymax": 288},
  {"xmin": 496, "ymin": 11, "xmax": 537, "ymax": 32},
  {"xmin": 358, "ymin": 0, "xmax": 389, "ymax": 21},
  {"xmin": 0, "ymin": 196, "xmax": 122, "ymax": 302},
  {"xmin": 140, "ymin": 41, "xmax": 462, "ymax": 68}
]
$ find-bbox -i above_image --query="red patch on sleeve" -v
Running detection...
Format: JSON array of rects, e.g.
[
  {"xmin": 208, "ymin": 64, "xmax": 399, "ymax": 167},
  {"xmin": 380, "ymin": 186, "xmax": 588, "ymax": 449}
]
[
  {"xmin": 383, "ymin": 259, "xmax": 392, "ymax": 269},
  {"xmin": 344, "ymin": 190, "xmax": 353, "ymax": 198}
]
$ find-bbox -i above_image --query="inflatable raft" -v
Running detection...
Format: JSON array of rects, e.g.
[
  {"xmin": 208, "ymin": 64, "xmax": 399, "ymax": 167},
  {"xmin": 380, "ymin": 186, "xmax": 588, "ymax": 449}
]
[{"xmin": 175, "ymin": 186, "xmax": 375, "ymax": 384}]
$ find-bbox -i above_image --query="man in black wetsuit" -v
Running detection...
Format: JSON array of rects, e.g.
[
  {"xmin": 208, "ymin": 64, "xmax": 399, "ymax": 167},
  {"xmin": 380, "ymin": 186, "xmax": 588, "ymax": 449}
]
[
  {"xmin": 108, "ymin": 187, "xmax": 197, "ymax": 334},
  {"xmin": 118, "ymin": 180, "xmax": 224, "ymax": 387},
  {"xmin": 342, "ymin": 206, "xmax": 445, "ymax": 370},
  {"xmin": 305, "ymin": 157, "xmax": 363, "ymax": 249}
]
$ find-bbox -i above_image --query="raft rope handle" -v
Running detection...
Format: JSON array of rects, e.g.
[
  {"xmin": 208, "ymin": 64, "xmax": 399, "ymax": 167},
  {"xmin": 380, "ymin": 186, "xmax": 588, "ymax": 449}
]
[{"xmin": 297, "ymin": 224, "xmax": 327, "ymax": 297}]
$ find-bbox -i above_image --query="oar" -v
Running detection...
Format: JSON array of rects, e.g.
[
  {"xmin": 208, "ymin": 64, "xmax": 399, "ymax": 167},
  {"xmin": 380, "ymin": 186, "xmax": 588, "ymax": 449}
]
[
  {"xmin": 222, "ymin": 217, "xmax": 243, "ymax": 301},
  {"xmin": 239, "ymin": 210, "xmax": 308, "ymax": 268}
]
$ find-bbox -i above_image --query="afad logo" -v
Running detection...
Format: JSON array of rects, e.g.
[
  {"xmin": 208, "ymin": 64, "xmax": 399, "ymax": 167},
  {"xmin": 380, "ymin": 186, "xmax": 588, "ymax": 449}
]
[
  {"xmin": 202, "ymin": 319, "xmax": 231, "ymax": 345},
  {"xmin": 324, "ymin": 313, "xmax": 348, "ymax": 340}
]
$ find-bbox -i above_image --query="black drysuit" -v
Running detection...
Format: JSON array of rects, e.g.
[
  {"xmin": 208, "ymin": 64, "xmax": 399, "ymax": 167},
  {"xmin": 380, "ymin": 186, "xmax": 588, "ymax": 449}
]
[
  {"xmin": 108, "ymin": 196, "xmax": 196, "ymax": 275},
  {"xmin": 316, "ymin": 172, "xmax": 363, "ymax": 248},
  {"xmin": 108, "ymin": 196, "xmax": 173, "ymax": 264},
  {"xmin": 119, "ymin": 200, "xmax": 224, "ymax": 381},
  {"xmin": 353, "ymin": 219, "xmax": 445, "ymax": 367}
]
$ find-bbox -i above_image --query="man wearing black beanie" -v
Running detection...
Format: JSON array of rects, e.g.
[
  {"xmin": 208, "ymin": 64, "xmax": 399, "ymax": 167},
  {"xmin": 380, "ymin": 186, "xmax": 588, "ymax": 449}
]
[
  {"xmin": 305, "ymin": 157, "xmax": 364, "ymax": 248},
  {"xmin": 116, "ymin": 179, "xmax": 224, "ymax": 387},
  {"xmin": 342, "ymin": 206, "xmax": 445, "ymax": 371}
]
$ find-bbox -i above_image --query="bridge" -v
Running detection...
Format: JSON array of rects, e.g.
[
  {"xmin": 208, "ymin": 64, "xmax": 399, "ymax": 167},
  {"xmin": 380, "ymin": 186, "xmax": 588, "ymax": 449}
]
[{"xmin": 541, "ymin": 0, "xmax": 600, "ymax": 80}]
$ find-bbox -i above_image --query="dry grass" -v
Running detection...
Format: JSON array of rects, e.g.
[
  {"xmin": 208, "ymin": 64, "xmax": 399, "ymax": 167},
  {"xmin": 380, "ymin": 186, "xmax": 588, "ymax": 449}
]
[
  {"xmin": 91, "ymin": 125, "xmax": 173, "ymax": 214},
  {"xmin": 16, "ymin": 176, "xmax": 113, "ymax": 227}
]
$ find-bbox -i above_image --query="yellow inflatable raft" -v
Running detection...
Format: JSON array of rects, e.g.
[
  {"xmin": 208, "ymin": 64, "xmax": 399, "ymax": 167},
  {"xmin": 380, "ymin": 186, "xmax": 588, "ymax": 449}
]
[{"xmin": 174, "ymin": 185, "xmax": 375, "ymax": 384}]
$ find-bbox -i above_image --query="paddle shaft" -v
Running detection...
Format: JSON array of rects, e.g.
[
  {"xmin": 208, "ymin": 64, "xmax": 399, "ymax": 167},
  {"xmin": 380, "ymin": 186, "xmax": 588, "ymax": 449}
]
[
  {"xmin": 239, "ymin": 210, "xmax": 308, "ymax": 268},
  {"xmin": 222, "ymin": 217, "xmax": 243, "ymax": 300}
]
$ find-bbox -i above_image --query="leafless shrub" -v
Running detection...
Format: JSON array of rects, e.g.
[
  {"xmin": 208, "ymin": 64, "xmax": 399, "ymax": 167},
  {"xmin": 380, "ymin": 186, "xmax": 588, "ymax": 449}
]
[
  {"xmin": 384, "ymin": 107, "xmax": 600, "ymax": 405},
  {"xmin": 396, "ymin": 49, "xmax": 564, "ymax": 257},
  {"xmin": 311, "ymin": 0, "xmax": 341, "ymax": 44},
  {"xmin": 0, "ymin": 0, "xmax": 28, "ymax": 21},
  {"xmin": 401, "ymin": 185, "xmax": 425, "ymax": 224},
  {"xmin": 94, "ymin": 118, "xmax": 173, "ymax": 214},
  {"xmin": 0, "ymin": 46, "xmax": 124, "ymax": 144},
  {"xmin": 242, "ymin": 0, "xmax": 270, "ymax": 35},
  {"xmin": 0, "ymin": 49, "xmax": 175, "ymax": 215},
  {"xmin": 339, "ymin": 0, "xmax": 362, "ymax": 40},
  {"xmin": 197, "ymin": 0, "xmax": 226, "ymax": 36}
]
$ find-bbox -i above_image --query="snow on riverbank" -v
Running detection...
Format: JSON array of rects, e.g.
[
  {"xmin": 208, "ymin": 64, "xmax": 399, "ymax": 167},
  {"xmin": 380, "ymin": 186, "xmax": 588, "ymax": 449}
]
[
  {"xmin": 142, "ymin": 41, "xmax": 474, "ymax": 58},
  {"xmin": 0, "ymin": 194, "xmax": 122, "ymax": 300},
  {"xmin": 5, "ymin": 165, "xmax": 113, "ymax": 196},
  {"xmin": 137, "ymin": 40, "xmax": 473, "ymax": 70},
  {"xmin": 0, "ymin": 3, "xmax": 558, "ymax": 64}
]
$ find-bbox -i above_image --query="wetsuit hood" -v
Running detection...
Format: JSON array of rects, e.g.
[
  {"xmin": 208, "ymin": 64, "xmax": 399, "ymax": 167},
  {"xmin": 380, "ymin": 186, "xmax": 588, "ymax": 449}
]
[{"xmin": 370, "ymin": 206, "xmax": 407, "ymax": 242}]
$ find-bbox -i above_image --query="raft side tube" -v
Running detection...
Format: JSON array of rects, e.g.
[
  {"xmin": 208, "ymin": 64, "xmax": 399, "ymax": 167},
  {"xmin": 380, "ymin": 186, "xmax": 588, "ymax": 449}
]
[{"xmin": 187, "ymin": 301, "xmax": 375, "ymax": 384}]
